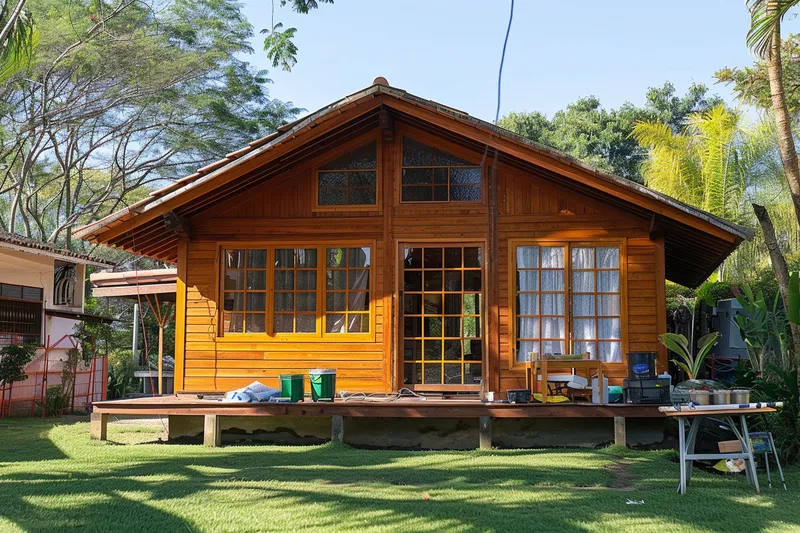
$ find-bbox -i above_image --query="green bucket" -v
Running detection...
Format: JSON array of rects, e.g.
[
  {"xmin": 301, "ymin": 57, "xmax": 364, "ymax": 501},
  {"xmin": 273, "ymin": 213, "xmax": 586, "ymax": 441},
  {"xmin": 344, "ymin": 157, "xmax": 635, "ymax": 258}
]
[
  {"xmin": 279, "ymin": 374, "xmax": 305, "ymax": 402},
  {"xmin": 309, "ymin": 369, "xmax": 336, "ymax": 402}
]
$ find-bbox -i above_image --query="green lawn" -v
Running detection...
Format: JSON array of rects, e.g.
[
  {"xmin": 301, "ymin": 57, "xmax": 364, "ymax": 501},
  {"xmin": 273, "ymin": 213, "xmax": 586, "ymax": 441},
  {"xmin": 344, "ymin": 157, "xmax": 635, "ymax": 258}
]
[{"xmin": 0, "ymin": 419, "xmax": 799, "ymax": 532}]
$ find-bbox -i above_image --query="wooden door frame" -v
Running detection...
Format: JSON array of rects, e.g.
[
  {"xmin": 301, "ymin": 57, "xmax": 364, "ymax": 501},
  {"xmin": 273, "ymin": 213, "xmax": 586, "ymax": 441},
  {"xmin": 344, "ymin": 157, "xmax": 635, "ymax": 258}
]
[{"xmin": 394, "ymin": 238, "xmax": 489, "ymax": 393}]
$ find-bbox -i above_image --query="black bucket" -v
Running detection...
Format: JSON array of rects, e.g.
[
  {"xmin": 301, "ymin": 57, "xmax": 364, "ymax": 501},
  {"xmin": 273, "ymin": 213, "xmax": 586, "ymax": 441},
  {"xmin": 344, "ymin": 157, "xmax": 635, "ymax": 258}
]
[
  {"xmin": 627, "ymin": 352, "xmax": 657, "ymax": 381},
  {"xmin": 507, "ymin": 389, "xmax": 531, "ymax": 403}
]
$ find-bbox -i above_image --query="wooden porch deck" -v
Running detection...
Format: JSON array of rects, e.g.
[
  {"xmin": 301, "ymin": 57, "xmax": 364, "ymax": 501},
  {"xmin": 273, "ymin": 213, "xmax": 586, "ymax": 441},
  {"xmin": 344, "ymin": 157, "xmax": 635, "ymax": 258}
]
[
  {"xmin": 90, "ymin": 396, "xmax": 665, "ymax": 449},
  {"xmin": 92, "ymin": 395, "xmax": 662, "ymax": 418}
]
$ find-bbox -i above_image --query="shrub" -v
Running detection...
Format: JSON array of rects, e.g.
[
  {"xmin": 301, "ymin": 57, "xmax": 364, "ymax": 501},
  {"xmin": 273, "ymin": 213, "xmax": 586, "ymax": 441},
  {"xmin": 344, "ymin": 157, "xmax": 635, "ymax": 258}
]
[{"xmin": 36, "ymin": 386, "xmax": 70, "ymax": 416}]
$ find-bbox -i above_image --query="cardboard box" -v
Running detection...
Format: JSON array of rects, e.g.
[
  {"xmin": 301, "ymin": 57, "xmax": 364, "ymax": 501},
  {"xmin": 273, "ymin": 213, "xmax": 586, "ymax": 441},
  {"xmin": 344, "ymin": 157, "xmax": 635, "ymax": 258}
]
[{"xmin": 718, "ymin": 440, "xmax": 742, "ymax": 453}]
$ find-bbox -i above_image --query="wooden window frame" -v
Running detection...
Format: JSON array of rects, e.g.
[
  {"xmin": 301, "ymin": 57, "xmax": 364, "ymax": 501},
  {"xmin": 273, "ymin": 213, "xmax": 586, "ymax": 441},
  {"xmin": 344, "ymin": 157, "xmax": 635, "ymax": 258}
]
[
  {"xmin": 395, "ymin": 126, "xmax": 487, "ymax": 206},
  {"xmin": 217, "ymin": 241, "xmax": 376, "ymax": 343},
  {"xmin": 570, "ymin": 245, "xmax": 625, "ymax": 363},
  {"xmin": 220, "ymin": 247, "xmax": 269, "ymax": 335},
  {"xmin": 508, "ymin": 239, "xmax": 628, "ymax": 370},
  {"xmin": 398, "ymin": 240, "xmax": 487, "ymax": 392},
  {"xmin": 312, "ymin": 131, "xmax": 383, "ymax": 213}
]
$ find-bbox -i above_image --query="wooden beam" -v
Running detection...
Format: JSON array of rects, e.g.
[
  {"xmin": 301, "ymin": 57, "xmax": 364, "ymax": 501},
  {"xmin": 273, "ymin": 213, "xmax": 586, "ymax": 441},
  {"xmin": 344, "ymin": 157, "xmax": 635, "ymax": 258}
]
[
  {"xmin": 90, "ymin": 412, "xmax": 108, "ymax": 441},
  {"xmin": 163, "ymin": 211, "xmax": 191, "ymax": 240},
  {"xmin": 174, "ymin": 239, "xmax": 188, "ymax": 392}
]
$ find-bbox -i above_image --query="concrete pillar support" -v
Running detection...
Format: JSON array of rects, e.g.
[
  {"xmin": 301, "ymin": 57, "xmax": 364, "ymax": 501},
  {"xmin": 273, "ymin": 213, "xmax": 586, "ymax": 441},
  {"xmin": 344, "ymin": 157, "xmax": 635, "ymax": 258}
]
[
  {"xmin": 479, "ymin": 416, "xmax": 492, "ymax": 450},
  {"xmin": 331, "ymin": 415, "xmax": 345, "ymax": 444},
  {"xmin": 204, "ymin": 415, "xmax": 222, "ymax": 447},
  {"xmin": 614, "ymin": 416, "xmax": 627, "ymax": 447}
]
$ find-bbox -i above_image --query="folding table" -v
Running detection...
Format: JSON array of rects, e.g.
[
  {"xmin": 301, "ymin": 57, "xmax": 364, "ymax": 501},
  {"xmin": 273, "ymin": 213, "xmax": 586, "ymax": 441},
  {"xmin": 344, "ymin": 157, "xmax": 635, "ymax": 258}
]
[{"xmin": 664, "ymin": 407, "xmax": 776, "ymax": 494}]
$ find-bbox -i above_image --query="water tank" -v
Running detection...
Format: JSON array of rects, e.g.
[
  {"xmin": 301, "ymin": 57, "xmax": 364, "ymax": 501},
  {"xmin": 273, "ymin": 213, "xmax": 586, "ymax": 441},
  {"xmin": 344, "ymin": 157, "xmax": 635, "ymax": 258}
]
[{"xmin": 712, "ymin": 298, "xmax": 748, "ymax": 359}]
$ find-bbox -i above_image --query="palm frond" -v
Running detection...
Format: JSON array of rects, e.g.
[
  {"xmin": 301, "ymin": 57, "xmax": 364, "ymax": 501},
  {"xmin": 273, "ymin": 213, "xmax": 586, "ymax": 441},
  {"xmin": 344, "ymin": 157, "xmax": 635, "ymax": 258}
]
[{"xmin": 746, "ymin": 0, "xmax": 798, "ymax": 58}]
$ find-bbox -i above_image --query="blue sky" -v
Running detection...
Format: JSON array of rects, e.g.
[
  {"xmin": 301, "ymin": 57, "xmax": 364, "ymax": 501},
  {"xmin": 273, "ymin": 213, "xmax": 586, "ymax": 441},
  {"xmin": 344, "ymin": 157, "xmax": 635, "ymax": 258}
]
[{"xmin": 240, "ymin": 1, "xmax": 799, "ymax": 122}]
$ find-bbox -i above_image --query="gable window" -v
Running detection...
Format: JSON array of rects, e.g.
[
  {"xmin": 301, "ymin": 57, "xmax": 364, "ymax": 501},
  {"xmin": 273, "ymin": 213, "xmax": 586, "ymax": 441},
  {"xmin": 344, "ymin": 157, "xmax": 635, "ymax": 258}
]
[
  {"xmin": 512, "ymin": 242, "xmax": 623, "ymax": 364},
  {"xmin": 220, "ymin": 244, "xmax": 373, "ymax": 338},
  {"xmin": 401, "ymin": 137, "xmax": 481, "ymax": 202},
  {"xmin": 317, "ymin": 141, "xmax": 378, "ymax": 207}
]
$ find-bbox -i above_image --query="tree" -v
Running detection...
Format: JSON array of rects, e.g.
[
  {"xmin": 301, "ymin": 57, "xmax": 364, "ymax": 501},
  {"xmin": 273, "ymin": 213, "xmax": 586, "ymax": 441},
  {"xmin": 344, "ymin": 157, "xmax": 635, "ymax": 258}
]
[
  {"xmin": 262, "ymin": 0, "xmax": 333, "ymax": 71},
  {"xmin": 632, "ymin": 105, "xmax": 743, "ymax": 219},
  {"xmin": 0, "ymin": 0, "xmax": 298, "ymax": 248},
  {"xmin": 0, "ymin": 0, "xmax": 34, "ymax": 66},
  {"xmin": 740, "ymin": 1, "xmax": 800, "ymax": 229},
  {"xmin": 498, "ymin": 82, "xmax": 722, "ymax": 183}
]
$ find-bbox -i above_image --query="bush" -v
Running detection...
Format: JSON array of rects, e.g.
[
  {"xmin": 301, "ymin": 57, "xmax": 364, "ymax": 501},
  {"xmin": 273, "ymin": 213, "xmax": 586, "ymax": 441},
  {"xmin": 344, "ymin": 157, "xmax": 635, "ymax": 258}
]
[{"xmin": 36, "ymin": 386, "xmax": 70, "ymax": 416}]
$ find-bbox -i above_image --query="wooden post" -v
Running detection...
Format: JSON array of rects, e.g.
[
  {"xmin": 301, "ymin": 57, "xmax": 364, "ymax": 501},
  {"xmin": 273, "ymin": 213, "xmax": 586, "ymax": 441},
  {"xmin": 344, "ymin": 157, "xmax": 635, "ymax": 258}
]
[
  {"xmin": 204, "ymin": 414, "xmax": 222, "ymax": 447},
  {"xmin": 90, "ymin": 412, "xmax": 108, "ymax": 441},
  {"xmin": 331, "ymin": 415, "xmax": 345, "ymax": 444},
  {"xmin": 479, "ymin": 416, "xmax": 492, "ymax": 450},
  {"xmin": 614, "ymin": 416, "xmax": 626, "ymax": 447}
]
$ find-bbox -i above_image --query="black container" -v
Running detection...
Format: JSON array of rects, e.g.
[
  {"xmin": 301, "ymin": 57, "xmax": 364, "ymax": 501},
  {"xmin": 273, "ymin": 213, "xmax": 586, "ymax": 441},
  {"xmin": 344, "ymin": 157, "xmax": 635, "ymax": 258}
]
[
  {"xmin": 627, "ymin": 352, "xmax": 657, "ymax": 381},
  {"xmin": 507, "ymin": 389, "xmax": 531, "ymax": 403},
  {"xmin": 623, "ymin": 377, "xmax": 671, "ymax": 404}
]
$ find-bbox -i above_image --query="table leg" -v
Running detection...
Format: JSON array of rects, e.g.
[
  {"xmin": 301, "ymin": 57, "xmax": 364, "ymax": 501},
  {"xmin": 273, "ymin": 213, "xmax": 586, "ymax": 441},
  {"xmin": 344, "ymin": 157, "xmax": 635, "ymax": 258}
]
[
  {"xmin": 740, "ymin": 415, "xmax": 760, "ymax": 494},
  {"xmin": 598, "ymin": 363, "xmax": 605, "ymax": 405},
  {"xmin": 677, "ymin": 416, "xmax": 686, "ymax": 494},
  {"xmin": 684, "ymin": 417, "xmax": 700, "ymax": 488},
  {"xmin": 725, "ymin": 417, "xmax": 752, "ymax": 486},
  {"xmin": 540, "ymin": 361, "xmax": 548, "ymax": 404}
]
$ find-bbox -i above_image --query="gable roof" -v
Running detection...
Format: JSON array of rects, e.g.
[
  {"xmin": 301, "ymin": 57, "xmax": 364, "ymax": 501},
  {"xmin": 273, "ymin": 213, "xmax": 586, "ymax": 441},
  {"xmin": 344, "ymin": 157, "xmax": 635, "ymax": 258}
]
[
  {"xmin": 0, "ymin": 231, "xmax": 112, "ymax": 268},
  {"xmin": 73, "ymin": 81, "xmax": 752, "ymax": 287}
]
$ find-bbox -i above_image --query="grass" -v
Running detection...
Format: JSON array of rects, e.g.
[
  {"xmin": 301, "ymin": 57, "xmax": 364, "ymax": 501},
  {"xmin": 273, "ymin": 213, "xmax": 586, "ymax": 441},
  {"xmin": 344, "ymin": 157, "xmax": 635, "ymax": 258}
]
[{"xmin": 0, "ymin": 418, "xmax": 799, "ymax": 532}]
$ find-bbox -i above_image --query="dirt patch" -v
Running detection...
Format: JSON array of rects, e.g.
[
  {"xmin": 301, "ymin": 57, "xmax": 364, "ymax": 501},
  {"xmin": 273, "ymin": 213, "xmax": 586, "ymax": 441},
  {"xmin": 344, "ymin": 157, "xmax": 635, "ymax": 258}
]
[{"xmin": 574, "ymin": 456, "xmax": 635, "ymax": 491}]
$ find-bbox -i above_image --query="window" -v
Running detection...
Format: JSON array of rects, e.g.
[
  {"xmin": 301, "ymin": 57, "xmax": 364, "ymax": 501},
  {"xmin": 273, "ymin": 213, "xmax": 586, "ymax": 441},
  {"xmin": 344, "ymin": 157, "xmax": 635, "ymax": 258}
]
[
  {"xmin": 515, "ymin": 246, "xmax": 567, "ymax": 362},
  {"xmin": 401, "ymin": 137, "xmax": 481, "ymax": 202},
  {"xmin": 513, "ymin": 243, "xmax": 623, "ymax": 364},
  {"xmin": 571, "ymin": 246, "xmax": 622, "ymax": 362},
  {"xmin": 221, "ymin": 244, "xmax": 372, "ymax": 338},
  {"xmin": 402, "ymin": 245, "xmax": 483, "ymax": 387},
  {"xmin": 273, "ymin": 248, "xmax": 318, "ymax": 333},
  {"xmin": 223, "ymin": 249, "xmax": 268, "ymax": 333},
  {"xmin": 317, "ymin": 141, "xmax": 378, "ymax": 207},
  {"xmin": 325, "ymin": 247, "xmax": 371, "ymax": 333},
  {"xmin": 53, "ymin": 262, "xmax": 77, "ymax": 306},
  {"xmin": 0, "ymin": 283, "xmax": 43, "ymax": 346}
]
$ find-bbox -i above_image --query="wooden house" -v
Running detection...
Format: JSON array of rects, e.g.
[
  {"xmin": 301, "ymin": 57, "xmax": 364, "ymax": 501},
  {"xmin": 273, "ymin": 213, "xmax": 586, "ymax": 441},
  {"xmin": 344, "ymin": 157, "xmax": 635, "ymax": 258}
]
[{"xmin": 74, "ymin": 79, "xmax": 751, "ymax": 400}]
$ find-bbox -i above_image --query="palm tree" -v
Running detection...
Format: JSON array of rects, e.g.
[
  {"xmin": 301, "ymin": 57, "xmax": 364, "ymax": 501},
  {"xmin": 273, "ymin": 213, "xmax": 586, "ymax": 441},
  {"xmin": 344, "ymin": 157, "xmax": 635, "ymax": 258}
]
[
  {"xmin": 746, "ymin": 0, "xmax": 800, "ymax": 227},
  {"xmin": 0, "ymin": 0, "xmax": 34, "ymax": 66},
  {"xmin": 632, "ymin": 105, "xmax": 744, "ymax": 221}
]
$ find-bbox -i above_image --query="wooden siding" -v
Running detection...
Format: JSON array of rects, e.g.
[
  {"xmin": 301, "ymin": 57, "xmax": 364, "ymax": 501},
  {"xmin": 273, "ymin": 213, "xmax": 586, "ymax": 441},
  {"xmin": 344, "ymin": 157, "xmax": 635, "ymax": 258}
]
[{"xmin": 179, "ymin": 123, "xmax": 664, "ymax": 395}]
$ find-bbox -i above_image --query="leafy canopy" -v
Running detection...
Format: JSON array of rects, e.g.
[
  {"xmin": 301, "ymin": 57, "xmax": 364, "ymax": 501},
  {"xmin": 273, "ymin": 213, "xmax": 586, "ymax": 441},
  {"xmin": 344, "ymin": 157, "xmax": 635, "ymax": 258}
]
[{"xmin": 498, "ymin": 82, "xmax": 722, "ymax": 183}]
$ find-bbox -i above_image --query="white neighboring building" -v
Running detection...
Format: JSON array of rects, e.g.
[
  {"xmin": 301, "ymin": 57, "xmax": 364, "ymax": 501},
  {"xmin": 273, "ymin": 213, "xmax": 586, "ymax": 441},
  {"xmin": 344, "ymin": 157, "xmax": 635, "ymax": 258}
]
[
  {"xmin": 0, "ymin": 232, "xmax": 112, "ymax": 415},
  {"xmin": 0, "ymin": 232, "xmax": 111, "ymax": 346}
]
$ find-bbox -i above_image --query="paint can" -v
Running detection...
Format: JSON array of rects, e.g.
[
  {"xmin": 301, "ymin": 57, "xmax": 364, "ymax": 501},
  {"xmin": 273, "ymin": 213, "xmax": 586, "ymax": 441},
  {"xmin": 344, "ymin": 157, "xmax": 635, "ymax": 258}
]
[
  {"xmin": 688, "ymin": 390, "xmax": 710, "ymax": 405},
  {"xmin": 711, "ymin": 390, "xmax": 730, "ymax": 405},
  {"xmin": 731, "ymin": 389, "xmax": 750, "ymax": 404}
]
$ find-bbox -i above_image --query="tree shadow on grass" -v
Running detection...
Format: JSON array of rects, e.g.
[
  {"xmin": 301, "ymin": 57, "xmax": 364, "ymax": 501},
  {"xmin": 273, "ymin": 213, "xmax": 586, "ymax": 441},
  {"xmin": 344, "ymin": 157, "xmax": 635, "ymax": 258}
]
[{"xmin": 0, "ymin": 421, "xmax": 798, "ymax": 532}]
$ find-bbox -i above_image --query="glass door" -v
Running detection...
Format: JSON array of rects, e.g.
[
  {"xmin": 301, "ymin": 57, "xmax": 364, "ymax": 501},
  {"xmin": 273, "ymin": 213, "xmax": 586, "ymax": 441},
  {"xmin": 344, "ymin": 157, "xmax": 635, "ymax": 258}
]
[{"xmin": 400, "ymin": 244, "xmax": 483, "ymax": 389}]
